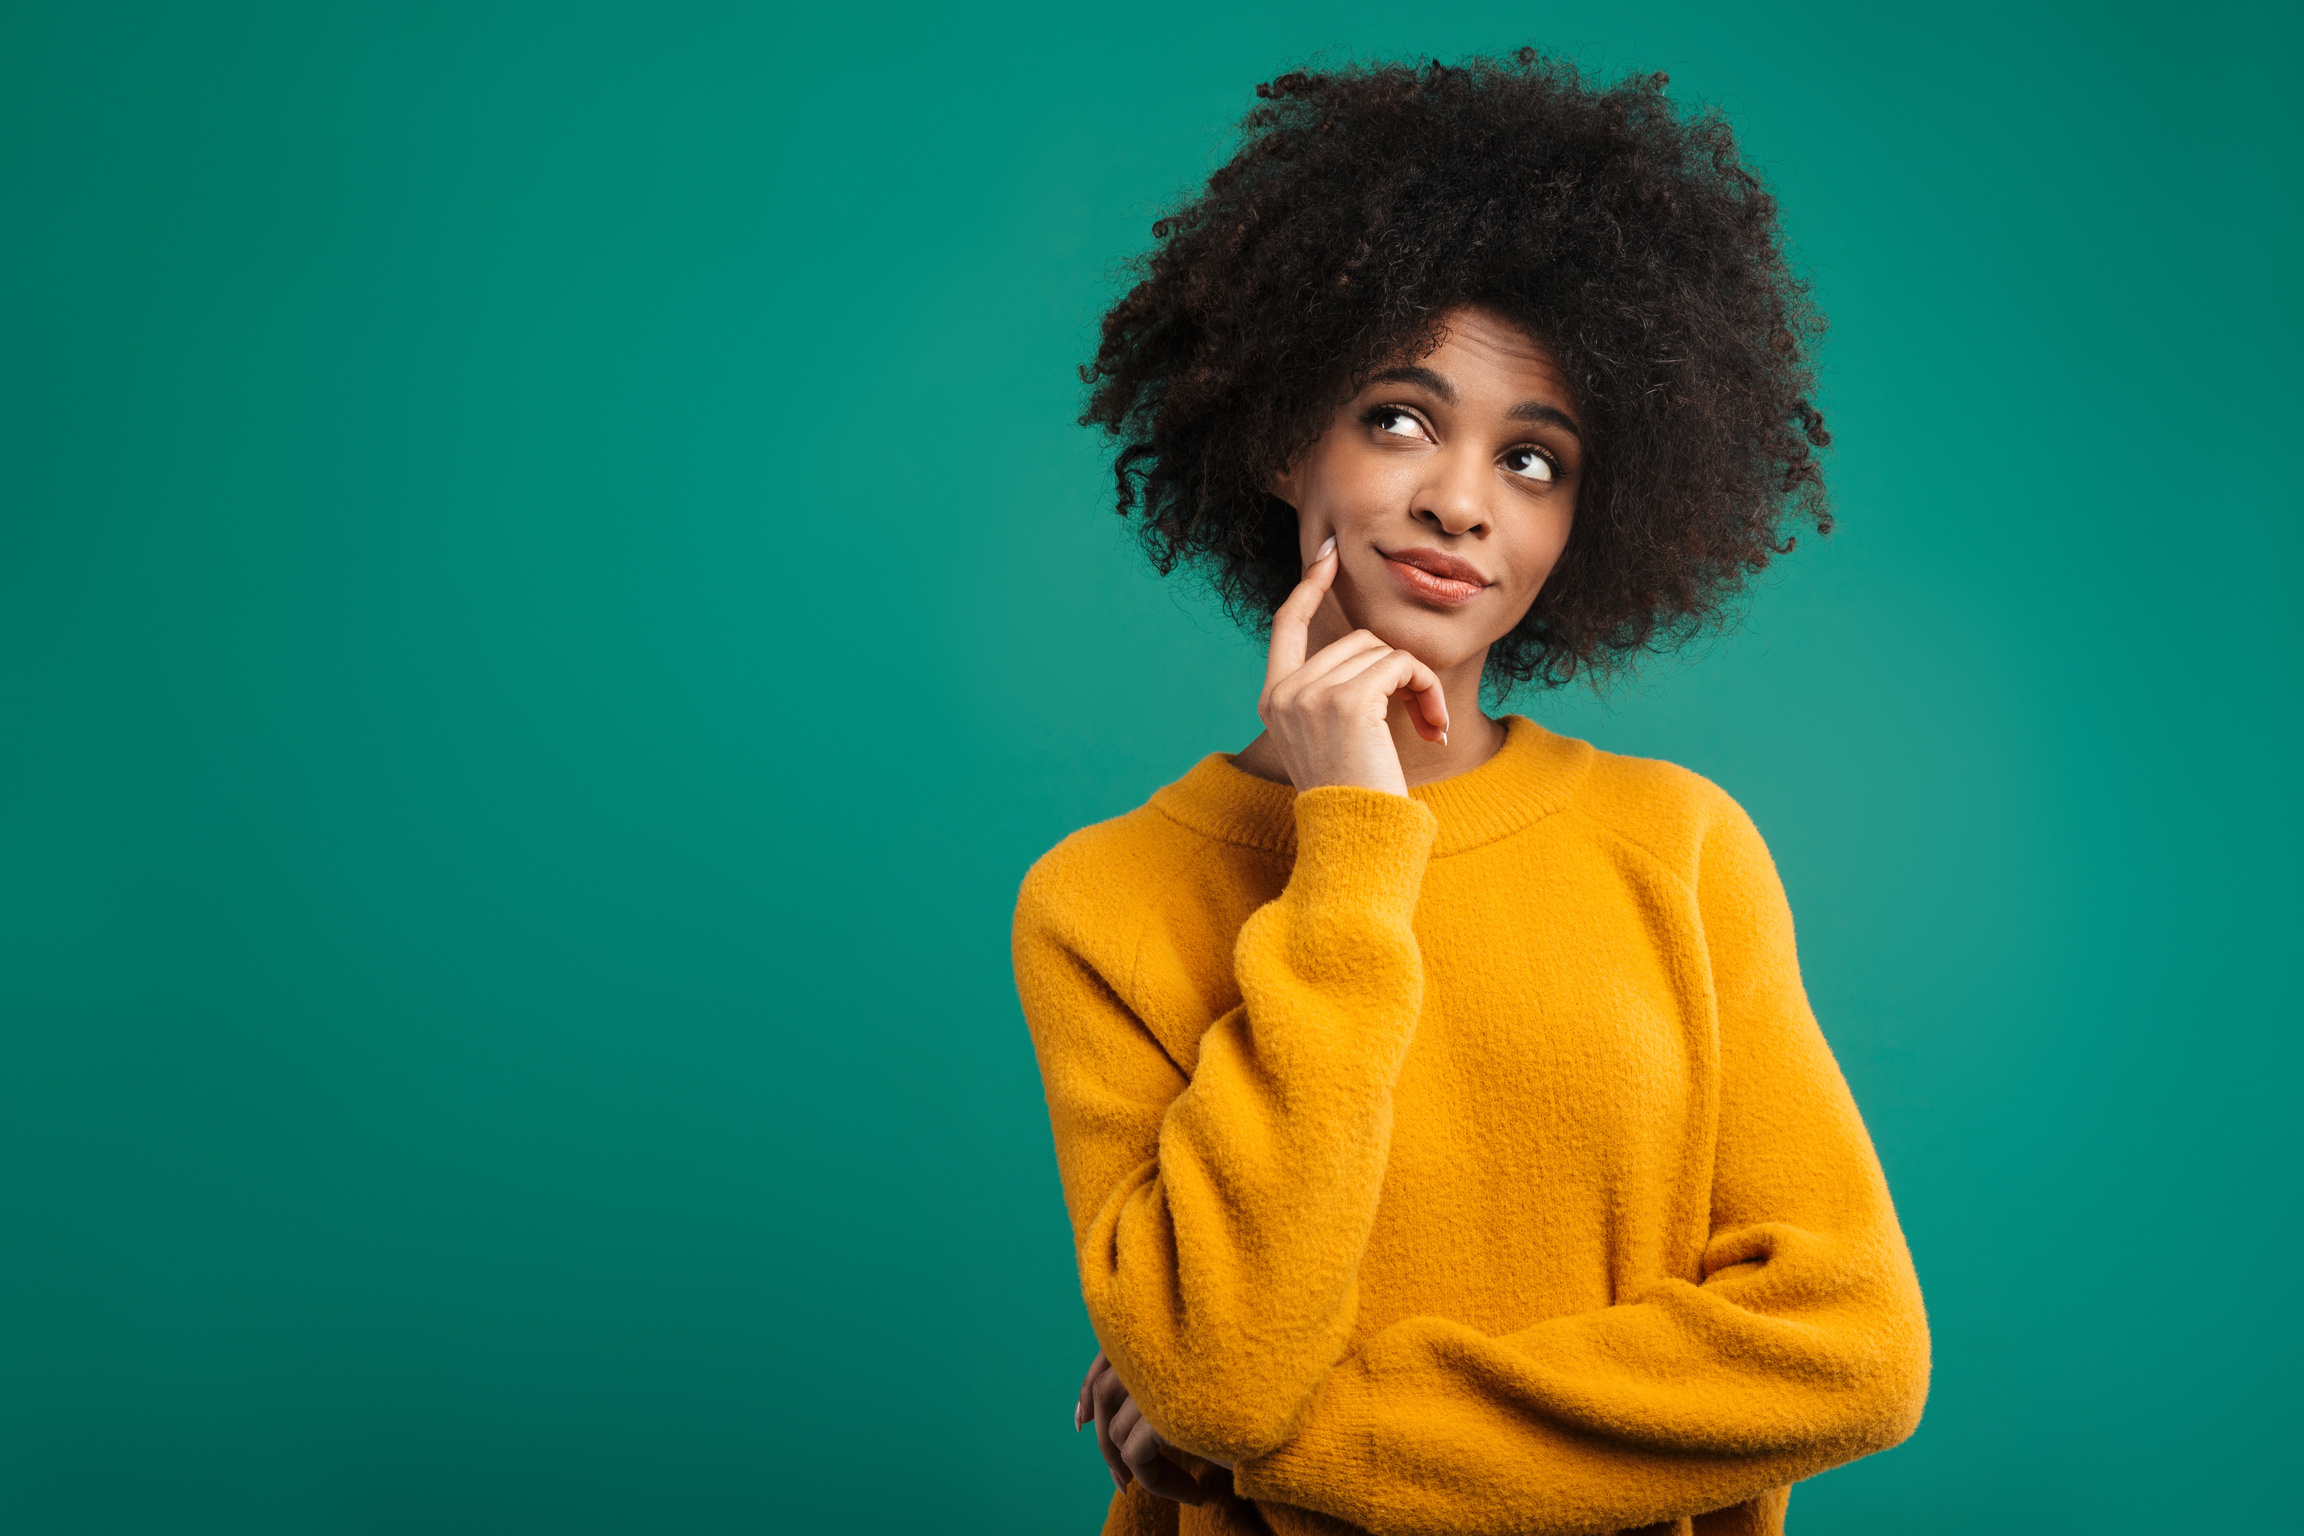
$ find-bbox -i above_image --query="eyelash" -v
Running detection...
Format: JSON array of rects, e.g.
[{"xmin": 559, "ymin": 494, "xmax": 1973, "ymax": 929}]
[{"xmin": 1359, "ymin": 404, "xmax": 1561, "ymax": 481}]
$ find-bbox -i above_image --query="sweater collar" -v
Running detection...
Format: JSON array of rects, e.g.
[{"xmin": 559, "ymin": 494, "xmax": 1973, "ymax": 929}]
[{"xmin": 1149, "ymin": 714, "xmax": 1594, "ymax": 859}]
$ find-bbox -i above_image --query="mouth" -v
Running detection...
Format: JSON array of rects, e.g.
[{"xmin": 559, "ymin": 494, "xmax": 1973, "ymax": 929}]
[{"xmin": 1379, "ymin": 546, "xmax": 1489, "ymax": 606}]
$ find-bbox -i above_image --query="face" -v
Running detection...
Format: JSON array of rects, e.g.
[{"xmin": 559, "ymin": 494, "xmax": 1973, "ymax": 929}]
[{"xmin": 1270, "ymin": 306, "xmax": 1583, "ymax": 674}]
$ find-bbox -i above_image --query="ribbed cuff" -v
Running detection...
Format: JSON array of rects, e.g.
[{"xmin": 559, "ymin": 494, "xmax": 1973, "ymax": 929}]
[
  {"xmin": 1229, "ymin": 1366, "xmax": 1377, "ymax": 1513},
  {"xmin": 1287, "ymin": 787, "xmax": 1439, "ymax": 918}
]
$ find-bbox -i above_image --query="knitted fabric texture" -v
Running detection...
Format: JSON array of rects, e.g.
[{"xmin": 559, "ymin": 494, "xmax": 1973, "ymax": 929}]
[{"xmin": 1013, "ymin": 716, "xmax": 1929, "ymax": 1536}]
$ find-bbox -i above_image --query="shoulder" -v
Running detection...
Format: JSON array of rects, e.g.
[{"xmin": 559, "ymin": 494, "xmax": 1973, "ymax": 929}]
[
  {"xmin": 1012, "ymin": 791, "xmax": 1232, "ymax": 967},
  {"xmin": 1562, "ymin": 743, "xmax": 1772, "ymax": 892},
  {"xmin": 1016, "ymin": 804, "xmax": 1175, "ymax": 926}
]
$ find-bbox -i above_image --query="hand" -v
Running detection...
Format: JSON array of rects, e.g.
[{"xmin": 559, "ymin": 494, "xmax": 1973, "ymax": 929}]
[
  {"xmin": 1257, "ymin": 535, "xmax": 1449, "ymax": 797},
  {"xmin": 1073, "ymin": 1349, "xmax": 1234, "ymax": 1505}
]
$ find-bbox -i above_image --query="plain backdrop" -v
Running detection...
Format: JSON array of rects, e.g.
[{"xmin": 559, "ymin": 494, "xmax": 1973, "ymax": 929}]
[{"xmin": 2, "ymin": 2, "xmax": 2298, "ymax": 1531}]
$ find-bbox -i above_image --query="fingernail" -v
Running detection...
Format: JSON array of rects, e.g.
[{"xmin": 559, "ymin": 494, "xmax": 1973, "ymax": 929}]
[
  {"xmin": 1317, "ymin": 535, "xmax": 1335, "ymax": 559},
  {"xmin": 1440, "ymin": 731, "xmax": 1449, "ymax": 745}
]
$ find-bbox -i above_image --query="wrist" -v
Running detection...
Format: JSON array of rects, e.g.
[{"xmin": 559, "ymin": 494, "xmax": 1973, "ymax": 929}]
[{"xmin": 1283, "ymin": 746, "xmax": 1411, "ymax": 798}]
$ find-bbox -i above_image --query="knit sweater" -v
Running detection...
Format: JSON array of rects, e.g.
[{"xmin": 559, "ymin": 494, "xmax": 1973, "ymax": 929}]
[{"xmin": 1013, "ymin": 715, "xmax": 1929, "ymax": 1536}]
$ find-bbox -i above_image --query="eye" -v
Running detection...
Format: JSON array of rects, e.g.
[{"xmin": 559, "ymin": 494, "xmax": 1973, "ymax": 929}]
[
  {"xmin": 1366, "ymin": 406, "xmax": 1432, "ymax": 441},
  {"xmin": 1502, "ymin": 446, "xmax": 1557, "ymax": 484}
]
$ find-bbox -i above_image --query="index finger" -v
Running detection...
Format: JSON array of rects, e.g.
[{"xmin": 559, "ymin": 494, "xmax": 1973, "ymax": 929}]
[{"xmin": 1264, "ymin": 534, "xmax": 1338, "ymax": 692}]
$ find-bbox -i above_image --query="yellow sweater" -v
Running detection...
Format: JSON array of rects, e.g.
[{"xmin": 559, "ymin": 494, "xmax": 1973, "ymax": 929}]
[{"xmin": 1013, "ymin": 716, "xmax": 1929, "ymax": 1536}]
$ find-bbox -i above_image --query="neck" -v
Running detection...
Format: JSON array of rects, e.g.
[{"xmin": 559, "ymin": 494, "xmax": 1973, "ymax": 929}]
[{"xmin": 1394, "ymin": 652, "xmax": 1509, "ymax": 787}]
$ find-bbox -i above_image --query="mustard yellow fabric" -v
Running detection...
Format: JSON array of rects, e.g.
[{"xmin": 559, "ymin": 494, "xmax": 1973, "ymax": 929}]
[{"xmin": 1013, "ymin": 715, "xmax": 1929, "ymax": 1536}]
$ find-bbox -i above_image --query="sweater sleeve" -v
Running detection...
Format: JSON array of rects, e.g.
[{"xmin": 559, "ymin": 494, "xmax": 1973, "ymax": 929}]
[
  {"xmin": 1014, "ymin": 787, "xmax": 1440, "ymax": 1462},
  {"xmin": 1228, "ymin": 794, "xmax": 1932, "ymax": 1536}
]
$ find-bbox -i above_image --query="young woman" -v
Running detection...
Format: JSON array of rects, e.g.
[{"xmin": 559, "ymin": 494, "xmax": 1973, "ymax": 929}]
[{"xmin": 1014, "ymin": 53, "xmax": 1929, "ymax": 1536}]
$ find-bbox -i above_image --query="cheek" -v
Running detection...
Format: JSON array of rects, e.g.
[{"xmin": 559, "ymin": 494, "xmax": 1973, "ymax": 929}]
[
  {"xmin": 1303, "ymin": 444, "xmax": 1415, "ymax": 526},
  {"xmin": 1509, "ymin": 506, "xmax": 1578, "ymax": 594},
  {"xmin": 1542, "ymin": 510, "xmax": 1576, "ymax": 568},
  {"xmin": 1546, "ymin": 490, "xmax": 1580, "ymax": 559}
]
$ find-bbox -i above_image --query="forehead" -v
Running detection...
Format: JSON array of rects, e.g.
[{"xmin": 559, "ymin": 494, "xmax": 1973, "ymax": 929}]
[
  {"xmin": 1353, "ymin": 306, "xmax": 1578, "ymax": 431},
  {"xmin": 1413, "ymin": 307, "xmax": 1567, "ymax": 395}
]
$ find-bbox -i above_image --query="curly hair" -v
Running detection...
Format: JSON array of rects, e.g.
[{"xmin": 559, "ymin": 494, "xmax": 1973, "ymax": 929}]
[{"xmin": 1079, "ymin": 49, "xmax": 1831, "ymax": 693}]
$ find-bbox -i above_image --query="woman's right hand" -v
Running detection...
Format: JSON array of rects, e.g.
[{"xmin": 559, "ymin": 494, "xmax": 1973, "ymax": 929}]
[{"xmin": 1258, "ymin": 536, "xmax": 1450, "ymax": 798}]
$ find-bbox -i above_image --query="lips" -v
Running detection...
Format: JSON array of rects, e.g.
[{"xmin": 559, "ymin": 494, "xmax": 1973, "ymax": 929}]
[
  {"xmin": 1383, "ymin": 547, "xmax": 1487, "ymax": 584},
  {"xmin": 1380, "ymin": 546, "xmax": 1489, "ymax": 606}
]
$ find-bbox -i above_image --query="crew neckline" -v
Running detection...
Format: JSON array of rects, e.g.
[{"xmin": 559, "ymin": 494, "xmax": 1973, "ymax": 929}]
[{"xmin": 1148, "ymin": 714, "xmax": 1595, "ymax": 859}]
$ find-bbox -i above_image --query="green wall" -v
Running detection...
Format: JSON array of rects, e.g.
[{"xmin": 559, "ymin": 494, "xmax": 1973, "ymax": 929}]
[{"xmin": 3, "ymin": 2, "xmax": 2296, "ymax": 1530}]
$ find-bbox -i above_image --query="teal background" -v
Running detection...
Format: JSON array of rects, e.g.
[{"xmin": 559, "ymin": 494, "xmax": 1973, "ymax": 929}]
[{"xmin": 3, "ymin": 1, "xmax": 2297, "ymax": 1530}]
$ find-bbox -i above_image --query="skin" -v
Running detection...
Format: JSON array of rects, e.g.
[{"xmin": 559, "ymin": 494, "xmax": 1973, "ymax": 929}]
[
  {"xmin": 1234, "ymin": 304, "xmax": 1584, "ymax": 794},
  {"xmin": 1073, "ymin": 305, "xmax": 1586, "ymax": 1503}
]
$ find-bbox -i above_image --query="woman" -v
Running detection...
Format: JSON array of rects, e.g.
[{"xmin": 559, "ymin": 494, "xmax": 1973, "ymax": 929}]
[{"xmin": 1014, "ymin": 52, "xmax": 1929, "ymax": 1536}]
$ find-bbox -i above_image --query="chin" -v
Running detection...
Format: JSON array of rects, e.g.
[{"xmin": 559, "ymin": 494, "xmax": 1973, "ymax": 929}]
[{"xmin": 1362, "ymin": 606, "xmax": 1491, "ymax": 671}]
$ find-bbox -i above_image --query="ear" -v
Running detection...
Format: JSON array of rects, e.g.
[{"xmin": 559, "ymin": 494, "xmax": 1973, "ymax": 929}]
[{"xmin": 1266, "ymin": 460, "xmax": 1300, "ymax": 510}]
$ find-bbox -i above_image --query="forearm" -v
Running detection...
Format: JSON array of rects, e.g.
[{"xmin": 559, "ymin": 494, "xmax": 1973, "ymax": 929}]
[
  {"xmin": 1025, "ymin": 788, "xmax": 1442, "ymax": 1460},
  {"xmin": 1232, "ymin": 1238, "xmax": 1928, "ymax": 1535}
]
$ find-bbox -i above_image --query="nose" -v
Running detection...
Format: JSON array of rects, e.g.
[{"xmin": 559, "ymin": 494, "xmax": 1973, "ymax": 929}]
[{"xmin": 1413, "ymin": 452, "xmax": 1489, "ymax": 538}]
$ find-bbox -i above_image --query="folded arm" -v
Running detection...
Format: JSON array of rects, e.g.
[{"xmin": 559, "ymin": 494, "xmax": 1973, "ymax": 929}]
[{"xmin": 1230, "ymin": 795, "xmax": 1931, "ymax": 1535}]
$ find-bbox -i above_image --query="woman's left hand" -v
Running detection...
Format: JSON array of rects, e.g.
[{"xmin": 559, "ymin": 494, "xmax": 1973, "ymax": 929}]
[{"xmin": 1074, "ymin": 1349, "xmax": 1234, "ymax": 1503}]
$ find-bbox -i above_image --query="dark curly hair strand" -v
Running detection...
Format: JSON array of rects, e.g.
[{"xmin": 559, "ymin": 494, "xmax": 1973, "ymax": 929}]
[{"xmin": 1079, "ymin": 49, "xmax": 1831, "ymax": 694}]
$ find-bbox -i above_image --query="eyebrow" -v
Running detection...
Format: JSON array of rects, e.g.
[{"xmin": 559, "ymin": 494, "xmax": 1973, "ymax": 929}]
[{"xmin": 1368, "ymin": 365, "xmax": 1582, "ymax": 440}]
